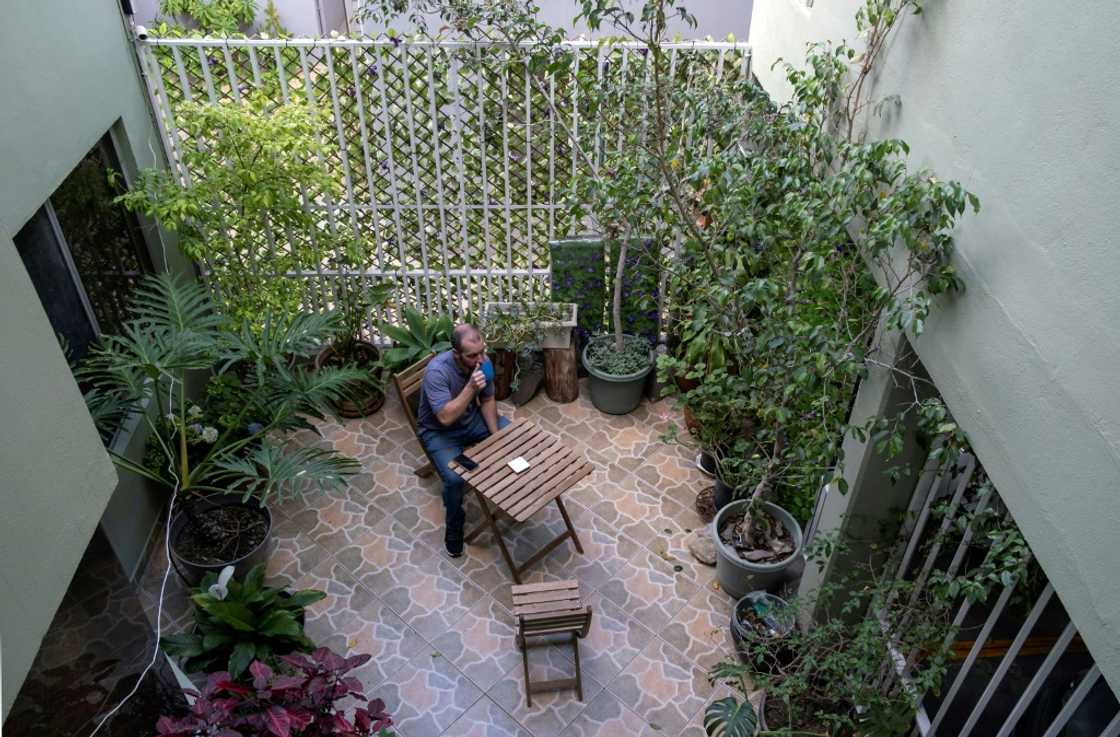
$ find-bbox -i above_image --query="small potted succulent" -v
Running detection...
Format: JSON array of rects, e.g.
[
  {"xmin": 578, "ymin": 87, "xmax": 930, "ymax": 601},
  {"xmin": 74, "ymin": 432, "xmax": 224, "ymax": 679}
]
[
  {"xmin": 80, "ymin": 274, "xmax": 365, "ymax": 585},
  {"xmin": 315, "ymin": 281, "xmax": 394, "ymax": 417},
  {"xmin": 155, "ymin": 648, "xmax": 394, "ymax": 737}
]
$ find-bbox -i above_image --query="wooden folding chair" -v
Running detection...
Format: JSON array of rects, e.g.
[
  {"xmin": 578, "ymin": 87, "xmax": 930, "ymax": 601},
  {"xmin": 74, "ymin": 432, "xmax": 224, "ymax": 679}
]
[
  {"xmin": 511, "ymin": 580, "xmax": 592, "ymax": 707},
  {"xmin": 391, "ymin": 353, "xmax": 437, "ymax": 478}
]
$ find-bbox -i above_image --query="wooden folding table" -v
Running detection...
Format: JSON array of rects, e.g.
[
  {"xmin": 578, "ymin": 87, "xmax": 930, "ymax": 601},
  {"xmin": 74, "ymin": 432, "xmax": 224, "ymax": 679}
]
[{"xmin": 450, "ymin": 419, "xmax": 591, "ymax": 583}]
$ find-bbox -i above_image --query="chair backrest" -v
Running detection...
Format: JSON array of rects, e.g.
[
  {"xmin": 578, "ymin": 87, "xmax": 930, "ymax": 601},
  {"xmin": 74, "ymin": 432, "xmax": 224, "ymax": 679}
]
[{"xmin": 392, "ymin": 352, "xmax": 436, "ymax": 432}]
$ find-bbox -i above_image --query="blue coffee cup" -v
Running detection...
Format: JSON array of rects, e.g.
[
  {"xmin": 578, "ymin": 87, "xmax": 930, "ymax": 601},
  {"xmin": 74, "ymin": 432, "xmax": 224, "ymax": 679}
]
[{"xmin": 479, "ymin": 359, "xmax": 494, "ymax": 384}]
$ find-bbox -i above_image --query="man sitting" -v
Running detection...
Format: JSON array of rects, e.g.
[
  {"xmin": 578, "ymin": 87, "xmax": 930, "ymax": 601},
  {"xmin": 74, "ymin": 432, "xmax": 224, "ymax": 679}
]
[{"xmin": 417, "ymin": 323, "xmax": 510, "ymax": 558}]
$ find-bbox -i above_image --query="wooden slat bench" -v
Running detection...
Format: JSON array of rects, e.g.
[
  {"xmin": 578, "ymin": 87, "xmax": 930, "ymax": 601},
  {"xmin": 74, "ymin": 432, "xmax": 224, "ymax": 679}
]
[
  {"xmin": 391, "ymin": 352, "xmax": 436, "ymax": 478},
  {"xmin": 450, "ymin": 419, "xmax": 591, "ymax": 582},
  {"xmin": 511, "ymin": 579, "xmax": 592, "ymax": 707}
]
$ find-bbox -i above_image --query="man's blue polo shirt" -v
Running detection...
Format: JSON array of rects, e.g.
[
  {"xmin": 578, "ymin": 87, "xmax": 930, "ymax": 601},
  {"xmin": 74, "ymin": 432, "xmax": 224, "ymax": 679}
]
[{"xmin": 417, "ymin": 350, "xmax": 494, "ymax": 432}]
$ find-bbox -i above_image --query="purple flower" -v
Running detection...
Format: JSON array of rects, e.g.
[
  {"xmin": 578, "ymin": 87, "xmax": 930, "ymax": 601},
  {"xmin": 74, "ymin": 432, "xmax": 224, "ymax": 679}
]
[{"xmin": 247, "ymin": 422, "xmax": 264, "ymax": 435}]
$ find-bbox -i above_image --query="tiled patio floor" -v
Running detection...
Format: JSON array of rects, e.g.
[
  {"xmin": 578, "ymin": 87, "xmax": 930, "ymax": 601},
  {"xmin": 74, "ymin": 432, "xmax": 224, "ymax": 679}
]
[{"xmin": 142, "ymin": 380, "xmax": 739, "ymax": 737}]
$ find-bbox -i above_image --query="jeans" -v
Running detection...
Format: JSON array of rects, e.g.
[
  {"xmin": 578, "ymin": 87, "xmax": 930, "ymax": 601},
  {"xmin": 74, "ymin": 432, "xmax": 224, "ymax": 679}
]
[{"xmin": 419, "ymin": 412, "xmax": 510, "ymax": 552}]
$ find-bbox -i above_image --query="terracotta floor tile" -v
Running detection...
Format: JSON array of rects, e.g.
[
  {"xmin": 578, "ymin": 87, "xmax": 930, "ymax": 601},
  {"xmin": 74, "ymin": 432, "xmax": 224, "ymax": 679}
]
[
  {"xmin": 564, "ymin": 688, "xmax": 660, "ymax": 737},
  {"xmin": 598, "ymin": 548, "xmax": 700, "ymax": 633},
  {"xmin": 378, "ymin": 652, "xmax": 483, "ymax": 737},
  {"xmin": 608, "ymin": 638, "xmax": 716, "ymax": 736},
  {"xmin": 488, "ymin": 645, "xmax": 604, "ymax": 737},
  {"xmin": 442, "ymin": 696, "xmax": 532, "ymax": 737},
  {"xmin": 660, "ymin": 586, "xmax": 736, "ymax": 672},
  {"xmin": 380, "ymin": 554, "xmax": 489, "ymax": 641},
  {"xmin": 429, "ymin": 595, "xmax": 522, "ymax": 691}
]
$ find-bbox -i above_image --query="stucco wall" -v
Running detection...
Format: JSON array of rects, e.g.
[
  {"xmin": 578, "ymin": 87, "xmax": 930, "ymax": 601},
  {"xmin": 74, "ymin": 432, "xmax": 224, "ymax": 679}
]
[
  {"xmin": 750, "ymin": 0, "xmax": 1120, "ymax": 691},
  {"xmin": 0, "ymin": 0, "xmax": 171, "ymax": 720}
]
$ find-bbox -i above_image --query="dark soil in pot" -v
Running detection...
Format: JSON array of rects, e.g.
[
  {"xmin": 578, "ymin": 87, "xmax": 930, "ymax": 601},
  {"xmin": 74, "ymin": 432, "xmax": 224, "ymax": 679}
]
[
  {"xmin": 170, "ymin": 496, "xmax": 272, "ymax": 586},
  {"xmin": 719, "ymin": 507, "xmax": 796, "ymax": 565},
  {"xmin": 314, "ymin": 342, "xmax": 385, "ymax": 418},
  {"xmin": 761, "ymin": 692, "xmax": 855, "ymax": 736}
]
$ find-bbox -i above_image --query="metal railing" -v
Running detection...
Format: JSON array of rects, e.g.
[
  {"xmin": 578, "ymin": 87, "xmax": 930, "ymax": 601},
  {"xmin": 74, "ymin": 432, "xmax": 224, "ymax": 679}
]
[
  {"xmin": 134, "ymin": 35, "xmax": 750, "ymax": 328},
  {"xmin": 887, "ymin": 450, "xmax": 1119, "ymax": 736}
]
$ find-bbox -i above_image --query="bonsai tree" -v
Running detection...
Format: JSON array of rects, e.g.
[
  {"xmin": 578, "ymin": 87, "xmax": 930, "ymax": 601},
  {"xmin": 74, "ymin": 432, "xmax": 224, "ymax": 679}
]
[
  {"xmin": 156, "ymin": 648, "xmax": 394, "ymax": 737},
  {"xmin": 79, "ymin": 273, "xmax": 366, "ymax": 564}
]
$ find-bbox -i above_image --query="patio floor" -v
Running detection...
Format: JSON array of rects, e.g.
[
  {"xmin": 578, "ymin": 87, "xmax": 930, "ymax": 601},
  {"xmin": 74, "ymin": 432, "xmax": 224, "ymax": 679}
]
[{"xmin": 141, "ymin": 380, "xmax": 739, "ymax": 737}]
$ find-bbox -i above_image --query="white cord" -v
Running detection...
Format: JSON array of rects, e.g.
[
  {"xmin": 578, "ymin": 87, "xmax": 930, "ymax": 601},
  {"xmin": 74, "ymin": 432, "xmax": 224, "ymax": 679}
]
[{"xmin": 87, "ymin": 375, "xmax": 181, "ymax": 737}]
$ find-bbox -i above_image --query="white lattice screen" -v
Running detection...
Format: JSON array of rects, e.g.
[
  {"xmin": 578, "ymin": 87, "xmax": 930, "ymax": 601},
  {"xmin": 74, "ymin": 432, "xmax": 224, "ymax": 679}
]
[{"xmin": 135, "ymin": 36, "xmax": 750, "ymax": 323}]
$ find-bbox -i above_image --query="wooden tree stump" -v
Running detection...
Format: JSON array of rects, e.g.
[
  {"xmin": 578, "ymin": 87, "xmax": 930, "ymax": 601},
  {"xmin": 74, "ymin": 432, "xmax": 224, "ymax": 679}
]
[{"xmin": 544, "ymin": 340, "xmax": 579, "ymax": 403}]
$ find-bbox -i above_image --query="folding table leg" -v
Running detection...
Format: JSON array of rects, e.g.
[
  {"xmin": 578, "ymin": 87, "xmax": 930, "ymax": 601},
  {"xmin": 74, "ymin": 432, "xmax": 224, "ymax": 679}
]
[
  {"xmin": 571, "ymin": 632, "xmax": 584, "ymax": 701},
  {"xmin": 475, "ymin": 487, "xmax": 521, "ymax": 583},
  {"xmin": 555, "ymin": 497, "xmax": 584, "ymax": 554}
]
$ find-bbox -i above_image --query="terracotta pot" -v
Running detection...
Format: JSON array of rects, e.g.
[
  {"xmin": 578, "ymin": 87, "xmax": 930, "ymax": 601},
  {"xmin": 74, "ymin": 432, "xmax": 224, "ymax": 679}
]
[{"xmin": 314, "ymin": 342, "xmax": 386, "ymax": 418}]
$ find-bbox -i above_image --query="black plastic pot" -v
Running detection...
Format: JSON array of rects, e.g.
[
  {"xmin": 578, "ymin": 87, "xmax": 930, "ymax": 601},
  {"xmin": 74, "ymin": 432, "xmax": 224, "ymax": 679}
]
[
  {"xmin": 697, "ymin": 450, "xmax": 718, "ymax": 478},
  {"xmin": 732, "ymin": 591, "xmax": 796, "ymax": 676},
  {"xmin": 510, "ymin": 357, "xmax": 544, "ymax": 406},
  {"xmin": 713, "ymin": 465, "xmax": 735, "ymax": 510},
  {"xmin": 169, "ymin": 496, "xmax": 272, "ymax": 587},
  {"xmin": 581, "ymin": 335, "xmax": 653, "ymax": 415}
]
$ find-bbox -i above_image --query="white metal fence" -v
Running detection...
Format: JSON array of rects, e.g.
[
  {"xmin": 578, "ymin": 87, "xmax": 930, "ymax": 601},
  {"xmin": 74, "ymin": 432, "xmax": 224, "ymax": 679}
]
[
  {"xmin": 888, "ymin": 450, "xmax": 1119, "ymax": 736},
  {"xmin": 134, "ymin": 35, "xmax": 750, "ymax": 323}
]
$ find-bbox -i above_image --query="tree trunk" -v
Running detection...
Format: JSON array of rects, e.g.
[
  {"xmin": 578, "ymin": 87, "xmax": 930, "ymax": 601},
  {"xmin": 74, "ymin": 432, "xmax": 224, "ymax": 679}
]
[{"xmin": 544, "ymin": 341, "xmax": 579, "ymax": 403}]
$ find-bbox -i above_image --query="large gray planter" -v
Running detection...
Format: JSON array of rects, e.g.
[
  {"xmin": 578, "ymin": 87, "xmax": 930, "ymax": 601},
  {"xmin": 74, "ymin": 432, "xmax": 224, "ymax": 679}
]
[
  {"xmin": 712, "ymin": 500, "xmax": 804, "ymax": 599},
  {"xmin": 170, "ymin": 496, "xmax": 273, "ymax": 587},
  {"xmin": 581, "ymin": 336, "xmax": 653, "ymax": 415}
]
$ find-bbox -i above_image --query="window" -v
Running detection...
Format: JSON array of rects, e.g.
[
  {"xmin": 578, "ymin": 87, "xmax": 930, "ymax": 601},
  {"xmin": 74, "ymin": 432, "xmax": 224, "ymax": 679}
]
[{"xmin": 14, "ymin": 131, "xmax": 152, "ymax": 363}]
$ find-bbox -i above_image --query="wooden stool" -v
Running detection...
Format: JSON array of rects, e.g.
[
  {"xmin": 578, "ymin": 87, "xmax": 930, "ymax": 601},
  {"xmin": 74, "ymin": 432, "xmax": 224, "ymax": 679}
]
[{"xmin": 511, "ymin": 580, "xmax": 592, "ymax": 707}]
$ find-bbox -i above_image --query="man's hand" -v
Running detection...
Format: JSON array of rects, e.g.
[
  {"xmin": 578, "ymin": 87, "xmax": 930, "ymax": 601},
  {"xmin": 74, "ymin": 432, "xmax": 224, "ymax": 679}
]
[{"xmin": 470, "ymin": 368, "xmax": 487, "ymax": 392}]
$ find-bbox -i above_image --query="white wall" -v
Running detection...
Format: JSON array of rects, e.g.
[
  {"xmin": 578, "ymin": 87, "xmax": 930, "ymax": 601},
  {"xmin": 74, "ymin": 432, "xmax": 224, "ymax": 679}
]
[{"xmin": 750, "ymin": 0, "xmax": 1120, "ymax": 691}]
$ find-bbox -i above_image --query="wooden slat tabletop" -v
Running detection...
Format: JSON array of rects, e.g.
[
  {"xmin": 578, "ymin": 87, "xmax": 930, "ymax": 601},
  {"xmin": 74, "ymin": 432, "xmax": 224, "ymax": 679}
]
[{"xmin": 449, "ymin": 419, "xmax": 591, "ymax": 522}]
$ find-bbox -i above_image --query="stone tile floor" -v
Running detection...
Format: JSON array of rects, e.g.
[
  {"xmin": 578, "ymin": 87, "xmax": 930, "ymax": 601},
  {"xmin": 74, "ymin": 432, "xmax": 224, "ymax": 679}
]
[{"xmin": 141, "ymin": 380, "xmax": 741, "ymax": 737}]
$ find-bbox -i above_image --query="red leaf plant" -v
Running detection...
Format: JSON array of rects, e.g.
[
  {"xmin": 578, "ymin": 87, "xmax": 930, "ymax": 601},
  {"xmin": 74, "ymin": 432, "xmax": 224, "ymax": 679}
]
[{"xmin": 155, "ymin": 647, "xmax": 392, "ymax": 737}]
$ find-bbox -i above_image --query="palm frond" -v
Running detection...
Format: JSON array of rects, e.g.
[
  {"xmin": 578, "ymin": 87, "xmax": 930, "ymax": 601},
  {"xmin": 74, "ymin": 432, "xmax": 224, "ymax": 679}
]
[
  {"xmin": 129, "ymin": 272, "xmax": 225, "ymax": 335},
  {"xmin": 265, "ymin": 365, "xmax": 373, "ymax": 426},
  {"xmin": 207, "ymin": 442, "xmax": 360, "ymax": 507},
  {"xmin": 703, "ymin": 697, "xmax": 757, "ymax": 737},
  {"xmin": 222, "ymin": 310, "xmax": 339, "ymax": 372}
]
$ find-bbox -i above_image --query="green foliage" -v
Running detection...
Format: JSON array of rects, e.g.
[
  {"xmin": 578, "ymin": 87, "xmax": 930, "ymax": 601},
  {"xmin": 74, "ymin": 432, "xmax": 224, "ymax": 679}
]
[
  {"xmin": 703, "ymin": 696, "xmax": 757, "ymax": 737},
  {"xmin": 116, "ymin": 93, "xmax": 355, "ymax": 323},
  {"xmin": 331, "ymin": 280, "xmax": 395, "ymax": 366},
  {"xmin": 78, "ymin": 273, "xmax": 365, "ymax": 507},
  {"xmin": 160, "ymin": 0, "xmax": 257, "ymax": 34},
  {"xmin": 160, "ymin": 563, "xmax": 325, "ymax": 680},
  {"xmin": 585, "ymin": 333, "xmax": 652, "ymax": 376},
  {"xmin": 550, "ymin": 238, "xmax": 607, "ymax": 344},
  {"xmin": 379, "ymin": 306, "xmax": 453, "ymax": 372}
]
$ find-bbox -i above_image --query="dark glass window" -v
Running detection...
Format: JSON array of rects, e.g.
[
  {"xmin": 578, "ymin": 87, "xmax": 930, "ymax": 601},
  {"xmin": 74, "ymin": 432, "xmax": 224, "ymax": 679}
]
[{"xmin": 14, "ymin": 132, "xmax": 152, "ymax": 364}]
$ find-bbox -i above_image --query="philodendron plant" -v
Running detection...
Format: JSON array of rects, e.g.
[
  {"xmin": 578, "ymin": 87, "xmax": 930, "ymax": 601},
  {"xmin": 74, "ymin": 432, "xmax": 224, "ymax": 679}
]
[{"xmin": 79, "ymin": 273, "xmax": 365, "ymax": 551}]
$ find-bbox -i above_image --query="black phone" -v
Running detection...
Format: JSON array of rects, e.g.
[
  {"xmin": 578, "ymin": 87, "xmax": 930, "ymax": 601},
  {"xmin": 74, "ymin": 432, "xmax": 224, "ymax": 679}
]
[{"xmin": 453, "ymin": 453, "xmax": 478, "ymax": 471}]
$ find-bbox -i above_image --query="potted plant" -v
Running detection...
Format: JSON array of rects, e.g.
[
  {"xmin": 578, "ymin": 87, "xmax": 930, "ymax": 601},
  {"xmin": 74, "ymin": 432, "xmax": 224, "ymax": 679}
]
[
  {"xmin": 731, "ymin": 591, "xmax": 796, "ymax": 678},
  {"xmin": 480, "ymin": 302, "xmax": 564, "ymax": 404},
  {"xmin": 706, "ymin": 548, "xmax": 980, "ymax": 737},
  {"xmin": 161, "ymin": 563, "xmax": 326, "ymax": 681},
  {"xmin": 80, "ymin": 273, "xmax": 366, "ymax": 585},
  {"xmin": 155, "ymin": 648, "xmax": 394, "ymax": 737},
  {"xmin": 315, "ymin": 281, "xmax": 395, "ymax": 418},
  {"xmin": 378, "ymin": 306, "xmax": 453, "ymax": 374}
]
